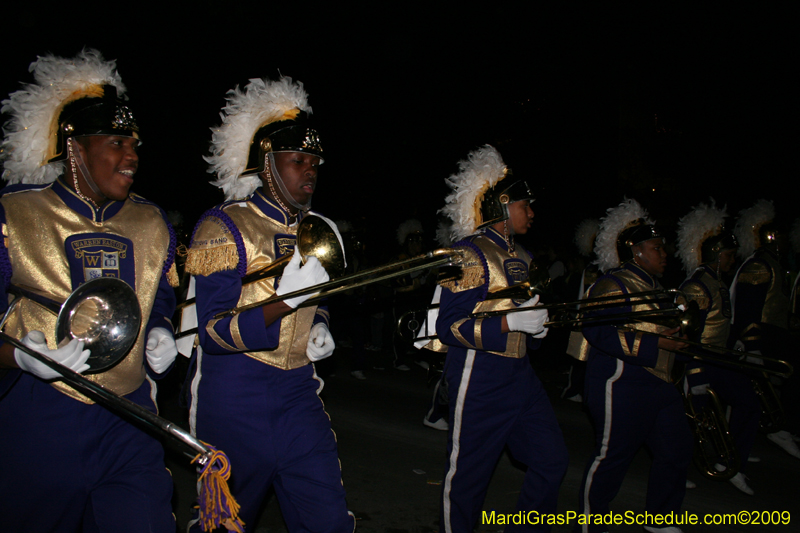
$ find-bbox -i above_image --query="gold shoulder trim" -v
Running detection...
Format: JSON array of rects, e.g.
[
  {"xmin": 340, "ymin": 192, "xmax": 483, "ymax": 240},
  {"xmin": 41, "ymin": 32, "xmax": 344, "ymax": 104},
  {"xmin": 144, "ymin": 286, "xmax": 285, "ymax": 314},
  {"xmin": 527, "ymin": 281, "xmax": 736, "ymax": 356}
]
[
  {"xmin": 738, "ymin": 260, "xmax": 771, "ymax": 285},
  {"xmin": 185, "ymin": 244, "xmax": 240, "ymax": 276},
  {"xmin": 166, "ymin": 262, "xmax": 180, "ymax": 288},
  {"xmin": 439, "ymin": 245, "xmax": 486, "ymax": 293},
  {"xmin": 584, "ymin": 277, "xmax": 624, "ymax": 307},
  {"xmin": 682, "ymin": 280, "xmax": 710, "ymax": 311}
]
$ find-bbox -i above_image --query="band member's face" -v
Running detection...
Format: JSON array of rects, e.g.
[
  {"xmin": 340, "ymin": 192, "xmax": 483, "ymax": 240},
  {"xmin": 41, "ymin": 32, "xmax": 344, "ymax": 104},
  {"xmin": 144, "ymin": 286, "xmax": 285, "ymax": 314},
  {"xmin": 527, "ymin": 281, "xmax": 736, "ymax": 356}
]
[
  {"xmin": 633, "ymin": 238, "xmax": 667, "ymax": 276},
  {"xmin": 273, "ymin": 151, "xmax": 320, "ymax": 206},
  {"xmin": 508, "ymin": 200, "xmax": 534, "ymax": 235},
  {"xmin": 718, "ymin": 248, "xmax": 736, "ymax": 273},
  {"xmin": 77, "ymin": 135, "xmax": 140, "ymax": 204}
]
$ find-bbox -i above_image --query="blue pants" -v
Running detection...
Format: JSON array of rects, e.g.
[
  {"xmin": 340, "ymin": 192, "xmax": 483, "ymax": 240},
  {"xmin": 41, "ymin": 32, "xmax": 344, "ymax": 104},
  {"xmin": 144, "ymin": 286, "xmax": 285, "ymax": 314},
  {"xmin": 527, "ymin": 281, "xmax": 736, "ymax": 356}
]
[
  {"xmin": 0, "ymin": 371, "xmax": 175, "ymax": 533},
  {"xmin": 578, "ymin": 360, "xmax": 693, "ymax": 533},
  {"xmin": 441, "ymin": 350, "xmax": 568, "ymax": 532},
  {"xmin": 190, "ymin": 352, "xmax": 354, "ymax": 533}
]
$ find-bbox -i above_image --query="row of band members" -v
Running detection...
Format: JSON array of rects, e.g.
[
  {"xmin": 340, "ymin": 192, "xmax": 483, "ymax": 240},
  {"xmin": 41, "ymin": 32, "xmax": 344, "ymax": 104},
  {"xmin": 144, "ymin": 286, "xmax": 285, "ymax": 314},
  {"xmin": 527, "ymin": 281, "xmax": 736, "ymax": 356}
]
[{"xmin": 0, "ymin": 49, "xmax": 796, "ymax": 533}]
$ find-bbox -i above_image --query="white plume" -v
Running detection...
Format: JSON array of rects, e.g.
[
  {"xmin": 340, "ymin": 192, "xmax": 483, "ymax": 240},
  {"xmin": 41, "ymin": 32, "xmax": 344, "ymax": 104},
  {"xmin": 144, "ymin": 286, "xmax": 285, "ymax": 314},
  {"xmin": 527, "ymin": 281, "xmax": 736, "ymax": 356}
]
[
  {"xmin": 435, "ymin": 219, "xmax": 453, "ymax": 247},
  {"xmin": 574, "ymin": 219, "xmax": 600, "ymax": 257},
  {"xmin": 205, "ymin": 76, "xmax": 312, "ymax": 201},
  {"xmin": 675, "ymin": 200, "xmax": 727, "ymax": 273},
  {"xmin": 734, "ymin": 199, "xmax": 775, "ymax": 258},
  {"xmin": 1, "ymin": 48, "xmax": 125, "ymax": 184},
  {"xmin": 593, "ymin": 198, "xmax": 653, "ymax": 272},
  {"xmin": 439, "ymin": 145, "xmax": 507, "ymax": 242}
]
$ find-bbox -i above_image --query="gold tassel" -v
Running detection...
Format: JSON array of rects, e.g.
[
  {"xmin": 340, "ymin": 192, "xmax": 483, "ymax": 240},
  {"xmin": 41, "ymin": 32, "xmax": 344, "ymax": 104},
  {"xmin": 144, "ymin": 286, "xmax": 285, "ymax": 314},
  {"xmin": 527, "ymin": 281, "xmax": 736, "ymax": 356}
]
[
  {"xmin": 166, "ymin": 262, "xmax": 180, "ymax": 288},
  {"xmin": 192, "ymin": 445, "xmax": 245, "ymax": 533},
  {"xmin": 185, "ymin": 244, "xmax": 240, "ymax": 276}
]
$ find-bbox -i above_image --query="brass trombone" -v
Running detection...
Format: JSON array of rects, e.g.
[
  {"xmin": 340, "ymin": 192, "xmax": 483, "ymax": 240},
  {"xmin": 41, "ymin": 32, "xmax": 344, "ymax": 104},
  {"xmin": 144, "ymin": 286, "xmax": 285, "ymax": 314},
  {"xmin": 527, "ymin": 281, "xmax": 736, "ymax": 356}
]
[
  {"xmin": 216, "ymin": 248, "xmax": 461, "ymax": 319},
  {"xmin": 2, "ymin": 278, "xmax": 217, "ymax": 464},
  {"xmin": 176, "ymin": 214, "xmax": 346, "ymax": 312}
]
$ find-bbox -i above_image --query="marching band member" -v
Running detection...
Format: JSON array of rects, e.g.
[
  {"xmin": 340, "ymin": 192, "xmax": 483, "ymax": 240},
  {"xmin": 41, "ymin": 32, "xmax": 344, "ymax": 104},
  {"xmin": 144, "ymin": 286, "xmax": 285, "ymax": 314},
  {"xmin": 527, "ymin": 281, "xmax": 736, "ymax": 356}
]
[
  {"xmin": 562, "ymin": 218, "xmax": 601, "ymax": 402},
  {"xmin": 576, "ymin": 198, "xmax": 691, "ymax": 533},
  {"xmin": 676, "ymin": 201, "xmax": 760, "ymax": 495},
  {"xmin": 0, "ymin": 49, "xmax": 179, "ymax": 532},
  {"xmin": 435, "ymin": 145, "xmax": 568, "ymax": 532},
  {"xmin": 184, "ymin": 76, "xmax": 355, "ymax": 532},
  {"xmin": 731, "ymin": 200, "xmax": 800, "ymax": 459}
]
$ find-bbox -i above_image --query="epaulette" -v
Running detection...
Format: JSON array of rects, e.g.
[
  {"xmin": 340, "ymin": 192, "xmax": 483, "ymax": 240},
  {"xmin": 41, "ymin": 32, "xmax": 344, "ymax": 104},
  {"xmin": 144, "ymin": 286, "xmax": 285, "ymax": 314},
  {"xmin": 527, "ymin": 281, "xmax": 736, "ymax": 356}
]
[
  {"xmin": 438, "ymin": 239, "xmax": 488, "ymax": 294},
  {"xmin": 582, "ymin": 275, "xmax": 627, "ymax": 310},
  {"xmin": 184, "ymin": 206, "xmax": 247, "ymax": 278},
  {"xmin": 681, "ymin": 278, "xmax": 711, "ymax": 311},
  {"xmin": 736, "ymin": 258, "xmax": 772, "ymax": 286}
]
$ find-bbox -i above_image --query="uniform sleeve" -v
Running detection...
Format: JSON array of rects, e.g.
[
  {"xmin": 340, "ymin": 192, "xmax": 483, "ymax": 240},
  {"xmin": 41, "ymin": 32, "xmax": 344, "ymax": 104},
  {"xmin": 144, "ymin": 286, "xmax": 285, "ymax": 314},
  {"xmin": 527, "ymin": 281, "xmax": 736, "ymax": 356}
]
[
  {"xmin": 185, "ymin": 210, "xmax": 281, "ymax": 355},
  {"xmin": 194, "ymin": 270, "xmax": 280, "ymax": 355},
  {"xmin": 435, "ymin": 284, "xmax": 512, "ymax": 353},
  {"xmin": 581, "ymin": 276, "xmax": 661, "ymax": 368}
]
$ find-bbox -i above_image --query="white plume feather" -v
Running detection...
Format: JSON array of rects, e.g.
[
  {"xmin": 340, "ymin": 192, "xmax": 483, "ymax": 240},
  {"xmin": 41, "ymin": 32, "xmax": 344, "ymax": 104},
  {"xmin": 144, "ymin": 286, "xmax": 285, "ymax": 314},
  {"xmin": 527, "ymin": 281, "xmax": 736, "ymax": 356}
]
[
  {"xmin": 439, "ymin": 145, "xmax": 507, "ymax": 242},
  {"xmin": 593, "ymin": 198, "xmax": 653, "ymax": 272},
  {"xmin": 435, "ymin": 220, "xmax": 453, "ymax": 247},
  {"xmin": 205, "ymin": 76, "xmax": 312, "ymax": 201},
  {"xmin": 1, "ymin": 49, "xmax": 125, "ymax": 184},
  {"xmin": 734, "ymin": 199, "xmax": 774, "ymax": 258},
  {"xmin": 675, "ymin": 200, "xmax": 727, "ymax": 273},
  {"xmin": 574, "ymin": 219, "xmax": 600, "ymax": 257}
]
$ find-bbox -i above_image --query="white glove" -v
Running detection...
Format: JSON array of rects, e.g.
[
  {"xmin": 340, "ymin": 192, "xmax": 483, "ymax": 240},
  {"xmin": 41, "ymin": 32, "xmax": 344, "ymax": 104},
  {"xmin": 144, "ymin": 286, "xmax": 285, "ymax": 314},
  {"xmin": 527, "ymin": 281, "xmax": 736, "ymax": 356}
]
[
  {"xmin": 306, "ymin": 323, "xmax": 335, "ymax": 361},
  {"xmin": 506, "ymin": 295, "xmax": 549, "ymax": 339},
  {"xmin": 276, "ymin": 250, "xmax": 330, "ymax": 308},
  {"xmin": 146, "ymin": 327, "xmax": 178, "ymax": 374},
  {"xmin": 14, "ymin": 330, "xmax": 90, "ymax": 380},
  {"xmin": 733, "ymin": 340, "xmax": 762, "ymax": 364}
]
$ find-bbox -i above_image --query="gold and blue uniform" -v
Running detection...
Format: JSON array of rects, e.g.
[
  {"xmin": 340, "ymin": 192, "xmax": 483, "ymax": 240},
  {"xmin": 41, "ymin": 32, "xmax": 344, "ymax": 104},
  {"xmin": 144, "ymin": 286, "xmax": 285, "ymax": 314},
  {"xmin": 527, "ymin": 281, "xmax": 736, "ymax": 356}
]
[
  {"xmin": 681, "ymin": 265, "xmax": 760, "ymax": 473},
  {"xmin": 577, "ymin": 262, "xmax": 693, "ymax": 533},
  {"xmin": 436, "ymin": 228, "xmax": 568, "ymax": 533},
  {"xmin": 731, "ymin": 248, "xmax": 799, "ymax": 435},
  {"xmin": 0, "ymin": 179, "xmax": 178, "ymax": 532},
  {"xmin": 186, "ymin": 189, "xmax": 354, "ymax": 533}
]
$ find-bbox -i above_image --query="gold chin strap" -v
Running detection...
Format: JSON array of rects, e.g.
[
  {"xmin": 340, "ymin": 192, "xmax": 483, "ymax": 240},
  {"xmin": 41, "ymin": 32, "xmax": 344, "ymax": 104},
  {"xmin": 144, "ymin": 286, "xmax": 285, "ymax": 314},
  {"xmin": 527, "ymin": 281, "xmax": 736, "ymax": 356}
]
[{"xmin": 67, "ymin": 138, "xmax": 99, "ymax": 207}]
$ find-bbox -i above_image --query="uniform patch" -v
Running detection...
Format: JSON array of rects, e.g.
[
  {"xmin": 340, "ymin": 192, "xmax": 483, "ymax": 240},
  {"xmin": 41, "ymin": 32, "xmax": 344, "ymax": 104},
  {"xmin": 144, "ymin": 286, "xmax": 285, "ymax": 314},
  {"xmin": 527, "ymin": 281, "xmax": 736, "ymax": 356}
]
[
  {"xmin": 504, "ymin": 258, "xmax": 528, "ymax": 285},
  {"xmin": 65, "ymin": 233, "xmax": 135, "ymax": 290},
  {"xmin": 275, "ymin": 234, "xmax": 296, "ymax": 259}
]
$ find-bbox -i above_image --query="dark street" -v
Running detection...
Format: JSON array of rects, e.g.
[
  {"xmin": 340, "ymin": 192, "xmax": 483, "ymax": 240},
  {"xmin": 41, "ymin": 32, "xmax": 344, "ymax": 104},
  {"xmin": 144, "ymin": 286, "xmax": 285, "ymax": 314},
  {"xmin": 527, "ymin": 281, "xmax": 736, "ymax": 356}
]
[{"xmin": 162, "ymin": 346, "xmax": 800, "ymax": 532}]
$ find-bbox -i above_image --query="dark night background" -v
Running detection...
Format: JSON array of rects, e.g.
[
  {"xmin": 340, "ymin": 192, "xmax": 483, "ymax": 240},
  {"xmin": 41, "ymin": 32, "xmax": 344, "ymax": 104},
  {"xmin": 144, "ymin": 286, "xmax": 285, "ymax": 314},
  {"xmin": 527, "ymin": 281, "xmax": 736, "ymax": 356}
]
[{"xmin": 3, "ymin": 3, "xmax": 797, "ymax": 265}]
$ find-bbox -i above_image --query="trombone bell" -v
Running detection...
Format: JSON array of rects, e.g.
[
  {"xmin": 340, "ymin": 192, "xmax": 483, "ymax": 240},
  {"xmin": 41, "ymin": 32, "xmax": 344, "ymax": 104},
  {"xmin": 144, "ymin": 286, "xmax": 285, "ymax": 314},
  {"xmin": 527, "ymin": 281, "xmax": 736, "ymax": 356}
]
[
  {"xmin": 296, "ymin": 214, "xmax": 346, "ymax": 279},
  {"xmin": 56, "ymin": 277, "xmax": 142, "ymax": 373}
]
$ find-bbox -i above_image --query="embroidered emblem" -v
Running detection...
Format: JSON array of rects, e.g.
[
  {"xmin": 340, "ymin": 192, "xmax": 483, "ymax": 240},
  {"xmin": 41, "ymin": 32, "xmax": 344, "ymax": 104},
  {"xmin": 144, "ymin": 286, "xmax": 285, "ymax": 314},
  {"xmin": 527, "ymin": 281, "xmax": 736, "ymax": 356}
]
[
  {"xmin": 504, "ymin": 258, "xmax": 529, "ymax": 304},
  {"xmin": 275, "ymin": 235, "xmax": 296, "ymax": 259},
  {"xmin": 504, "ymin": 259, "xmax": 528, "ymax": 285},
  {"xmin": 65, "ymin": 234, "xmax": 135, "ymax": 290}
]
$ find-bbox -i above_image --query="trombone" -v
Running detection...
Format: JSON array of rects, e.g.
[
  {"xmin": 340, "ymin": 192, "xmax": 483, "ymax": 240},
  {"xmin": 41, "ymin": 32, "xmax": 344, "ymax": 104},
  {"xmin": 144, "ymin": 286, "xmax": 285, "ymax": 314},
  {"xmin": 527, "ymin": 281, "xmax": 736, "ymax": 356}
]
[{"xmin": 1, "ymin": 278, "xmax": 217, "ymax": 464}]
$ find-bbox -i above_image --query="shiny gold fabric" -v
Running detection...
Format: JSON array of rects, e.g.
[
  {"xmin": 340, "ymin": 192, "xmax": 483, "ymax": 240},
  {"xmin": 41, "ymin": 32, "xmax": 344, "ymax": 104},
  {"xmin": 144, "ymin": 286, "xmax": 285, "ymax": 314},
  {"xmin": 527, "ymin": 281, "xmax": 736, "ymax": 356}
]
[
  {"xmin": 737, "ymin": 251, "xmax": 789, "ymax": 329},
  {"xmin": 186, "ymin": 192, "xmax": 317, "ymax": 370},
  {"xmin": 461, "ymin": 235, "xmax": 532, "ymax": 359},
  {"xmin": 1, "ymin": 187, "xmax": 174, "ymax": 403},
  {"xmin": 584, "ymin": 266, "xmax": 675, "ymax": 382},
  {"xmin": 439, "ymin": 245, "xmax": 485, "ymax": 293},
  {"xmin": 682, "ymin": 270, "xmax": 730, "ymax": 347}
]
